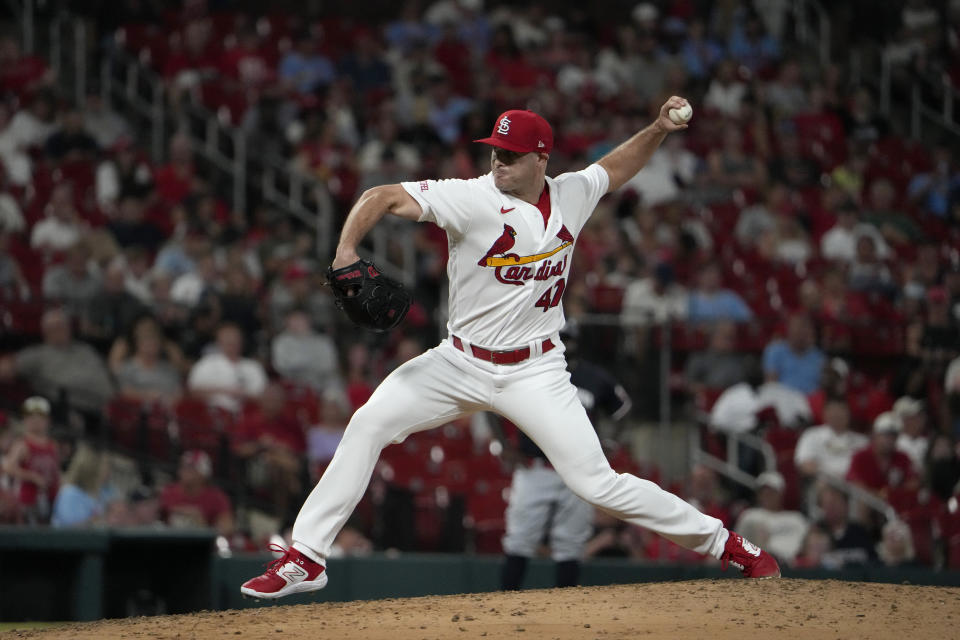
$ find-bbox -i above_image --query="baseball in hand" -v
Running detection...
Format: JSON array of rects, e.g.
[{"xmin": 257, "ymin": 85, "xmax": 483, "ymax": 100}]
[{"xmin": 668, "ymin": 103, "xmax": 693, "ymax": 125}]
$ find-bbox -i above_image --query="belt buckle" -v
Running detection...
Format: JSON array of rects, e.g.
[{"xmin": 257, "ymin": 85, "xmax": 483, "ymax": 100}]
[
  {"xmin": 494, "ymin": 347, "xmax": 529, "ymax": 365},
  {"xmin": 491, "ymin": 350, "xmax": 510, "ymax": 365}
]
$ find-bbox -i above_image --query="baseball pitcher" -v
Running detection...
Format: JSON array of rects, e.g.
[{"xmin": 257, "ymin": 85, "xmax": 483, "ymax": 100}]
[{"xmin": 241, "ymin": 97, "xmax": 780, "ymax": 599}]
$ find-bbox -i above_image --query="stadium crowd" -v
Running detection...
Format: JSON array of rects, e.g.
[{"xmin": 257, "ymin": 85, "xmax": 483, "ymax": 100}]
[{"xmin": 1, "ymin": 0, "xmax": 960, "ymax": 570}]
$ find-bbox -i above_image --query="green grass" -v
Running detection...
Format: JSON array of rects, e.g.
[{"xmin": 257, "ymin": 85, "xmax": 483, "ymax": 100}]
[{"xmin": 0, "ymin": 621, "xmax": 68, "ymax": 631}]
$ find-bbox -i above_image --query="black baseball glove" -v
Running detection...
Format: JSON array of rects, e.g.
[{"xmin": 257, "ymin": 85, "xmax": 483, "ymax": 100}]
[{"xmin": 326, "ymin": 258, "xmax": 411, "ymax": 332}]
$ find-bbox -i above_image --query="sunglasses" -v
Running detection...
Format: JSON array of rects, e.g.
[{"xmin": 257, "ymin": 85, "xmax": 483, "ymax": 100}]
[{"xmin": 492, "ymin": 148, "xmax": 530, "ymax": 165}]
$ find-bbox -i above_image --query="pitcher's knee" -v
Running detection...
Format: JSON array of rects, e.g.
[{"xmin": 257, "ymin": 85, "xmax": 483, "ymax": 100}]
[
  {"xmin": 561, "ymin": 467, "xmax": 620, "ymax": 506},
  {"xmin": 341, "ymin": 409, "xmax": 396, "ymax": 449}
]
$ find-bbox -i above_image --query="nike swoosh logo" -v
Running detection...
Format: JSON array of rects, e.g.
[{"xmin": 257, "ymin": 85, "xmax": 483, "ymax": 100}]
[{"xmin": 500, "ymin": 206, "xmax": 515, "ymax": 214}]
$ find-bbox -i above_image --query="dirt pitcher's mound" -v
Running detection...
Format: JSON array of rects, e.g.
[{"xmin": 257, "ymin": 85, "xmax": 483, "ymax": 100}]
[{"xmin": 3, "ymin": 579, "xmax": 960, "ymax": 640}]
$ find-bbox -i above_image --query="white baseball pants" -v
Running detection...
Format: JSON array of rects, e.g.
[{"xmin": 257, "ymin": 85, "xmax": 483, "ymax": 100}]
[{"xmin": 292, "ymin": 338, "xmax": 728, "ymax": 561}]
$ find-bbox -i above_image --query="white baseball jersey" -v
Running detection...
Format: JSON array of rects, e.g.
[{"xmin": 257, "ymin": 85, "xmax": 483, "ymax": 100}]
[{"xmin": 401, "ymin": 164, "xmax": 609, "ymax": 348}]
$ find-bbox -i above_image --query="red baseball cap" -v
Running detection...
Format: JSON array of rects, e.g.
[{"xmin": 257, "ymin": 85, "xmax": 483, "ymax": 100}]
[
  {"xmin": 474, "ymin": 110, "xmax": 553, "ymax": 154},
  {"xmin": 181, "ymin": 449, "xmax": 212, "ymax": 478},
  {"xmin": 927, "ymin": 286, "xmax": 948, "ymax": 303}
]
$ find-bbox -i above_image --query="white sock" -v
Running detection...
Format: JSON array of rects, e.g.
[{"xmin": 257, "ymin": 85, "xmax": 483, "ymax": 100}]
[
  {"xmin": 292, "ymin": 541, "xmax": 326, "ymax": 566},
  {"xmin": 712, "ymin": 528, "xmax": 731, "ymax": 559}
]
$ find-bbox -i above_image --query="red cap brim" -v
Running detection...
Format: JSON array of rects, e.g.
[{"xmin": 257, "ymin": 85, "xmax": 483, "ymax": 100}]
[{"xmin": 473, "ymin": 137, "xmax": 536, "ymax": 153}]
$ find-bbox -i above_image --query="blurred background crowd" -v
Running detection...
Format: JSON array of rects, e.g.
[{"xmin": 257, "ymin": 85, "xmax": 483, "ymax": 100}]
[{"xmin": 1, "ymin": 0, "xmax": 960, "ymax": 573}]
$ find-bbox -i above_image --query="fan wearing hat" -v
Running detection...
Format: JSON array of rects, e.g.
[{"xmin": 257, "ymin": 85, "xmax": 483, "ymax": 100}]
[
  {"xmin": 733, "ymin": 471, "xmax": 809, "ymax": 564},
  {"xmin": 845, "ymin": 412, "xmax": 919, "ymax": 498},
  {"xmin": 158, "ymin": 450, "xmax": 234, "ymax": 537},
  {"xmin": 0, "ymin": 396, "xmax": 60, "ymax": 523}
]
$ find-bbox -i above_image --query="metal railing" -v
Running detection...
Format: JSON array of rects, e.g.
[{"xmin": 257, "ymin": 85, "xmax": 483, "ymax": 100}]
[
  {"xmin": 97, "ymin": 42, "xmax": 339, "ymax": 247},
  {"xmin": 106, "ymin": 28, "xmax": 420, "ymax": 281},
  {"xmin": 907, "ymin": 77, "xmax": 960, "ymax": 141},
  {"xmin": 792, "ymin": 0, "xmax": 831, "ymax": 68},
  {"xmin": 46, "ymin": 12, "xmax": 87, "ymax": 108},
  {"xmin": 854, "ymin": 38, "xmax": 960, "ymax": 143},
  {"xmin": 817, "ymin": 471, "xmax": 898, "ymax": 522},
  {"xmin": 15, "ymin": 0, "xmax": 35, "ymax": 54},
  {"xmin": 689, "ymin": 424, "xmax": 897, "ymax": 524},
  {"xmin": 42, "ymin": 13, "xmax": 353, "ymax": 267},
  {"xmin": 690, "ymin": 429, "xmax": 776, "ymax": 491}
]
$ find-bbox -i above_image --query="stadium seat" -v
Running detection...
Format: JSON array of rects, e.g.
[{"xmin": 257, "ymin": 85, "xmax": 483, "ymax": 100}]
[
  {"xmin": 105, "ymin": 397, "xmax": 174, "ymax": 462},
  {"xmin": 278, "ymin": 380, "xmax": 321, "ymax": 425},
  {"xmin": 764, "ymin": 425, "xmax": 801, "ymax": 511},
  {"xmin": 174, "ymin": 397, "xmax": 234, "ymax": 469},
  {"xmin": 465, "ymin": 479, "xmax": 509, "ymax": 554},
  {"xmin": 0, "ymin": 299, "xmax": 44, "ymax": 338}
]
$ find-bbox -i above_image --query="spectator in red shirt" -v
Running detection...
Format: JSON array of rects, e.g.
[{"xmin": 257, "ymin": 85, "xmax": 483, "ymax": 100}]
[
  {"xmin": 846, "ymin": 411, "xmax": 919, "ymax": 499},
  {"xmin": 163, "ymin": 19, "xmax": 217, "ymax": 81},
  {"xmin": 0, "ymin": 396, "xmax": 60, "ymax": 523},
  {"xmin": 159, "ymin": 450, "xmax": 234, "ymax": 537},
  {"xmin": 345, "ymin": 343, "xmax": 375, "ymax": 413},
  {"xmin": 432, "ymin": 23, "xmax": 472, "ymax": 96},
  {"xmin": 153, "ymin": 134, "xmax": 196, "ymax": 206},
  {"xmin": 0, "ymin": 36, "xmax": 52, "ymax": 96},
  {"xmin": 234, "ymin": 383, "xmax": 305, "ymax": 520},
  {"xmin": 163, "ymin": 18, "xmax": 218, "ymax": 107},
  {"xmin": 237, "ymin": 385, "xmax": 305, "ymax": 453},
  {"xmin": 806, "ymin": 357, "xmax": 850, "ymax": 424},
  {"xmin": 219, "ymin": 27, "xmax": 271, "ymax": 87}
]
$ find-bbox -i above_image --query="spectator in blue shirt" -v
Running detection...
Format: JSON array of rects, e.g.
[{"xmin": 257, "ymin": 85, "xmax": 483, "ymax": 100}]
[
  {"xmin": 278, "ymin": 34, "xmax": 335, "ymax": 95},
  {"xmin": 688, "ymin": 262, "xmax": 753, "ymax": 324},
  {"xmin": 763, "ymin": 314, "xmax": 826, "ymax": 394},
  {"xmin": 339, "ymin": 33, "xmax": 392, "ymax": 96},
  {"xmin": 426, "ymin": 76, "xmax": 473, "ymax": 144},
  {"xmin": 51, "ymin": 444, "xmax": 116, "ymax": 527},
  {"xmin": 907, "ymin": 146, "xmax": 960, "ymax": 219},
  {"xmin": 384, "ymin": 3, "xmax": 438, "ymax": 53},
  {"xmin": 679, "ymin": 20, "xmax": 724, "ymax": 80},
  {"xmin": 728, "ymin": 12, "xmax": 780, "ymax": 74}
]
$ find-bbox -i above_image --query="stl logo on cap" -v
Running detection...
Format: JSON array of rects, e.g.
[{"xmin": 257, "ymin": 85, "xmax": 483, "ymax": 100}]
[{"xmin": 475, "ymin": 109, "xmax": 553, "ymax": 154}]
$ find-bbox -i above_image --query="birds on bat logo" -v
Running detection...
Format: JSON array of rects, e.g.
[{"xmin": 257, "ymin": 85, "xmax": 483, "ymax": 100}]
[
  {"xmin": 477, "ymin": 223, "xmax": 575, "ymax": 286},
  {"xmin": 478, "ymin": 224, "xmax": 518, "ymax": 266}
]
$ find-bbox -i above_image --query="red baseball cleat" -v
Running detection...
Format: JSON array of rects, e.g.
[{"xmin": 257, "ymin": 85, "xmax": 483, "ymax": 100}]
[
  {"xmin": 721, "ymin": 531, "xmax": 781, "ymax": 578},
  {"xmin": 240, "ymin": 545, "xmax": 328, "ymax": 599}
]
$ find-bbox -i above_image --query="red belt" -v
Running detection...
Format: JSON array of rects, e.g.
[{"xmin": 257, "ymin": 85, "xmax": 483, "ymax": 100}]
[{"xmin": 452, "ymin": 335, "xmax": 554, "ymax": 365}]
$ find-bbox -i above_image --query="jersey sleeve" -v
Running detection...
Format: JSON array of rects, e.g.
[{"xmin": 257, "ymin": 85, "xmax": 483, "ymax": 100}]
[
  {"xmin": 554, "ymin": 163, "xmax": 610, "ymax": 234},
  {"xmin": 401, "ymin": 178, "xmax": 475, "ymax": 238}
]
